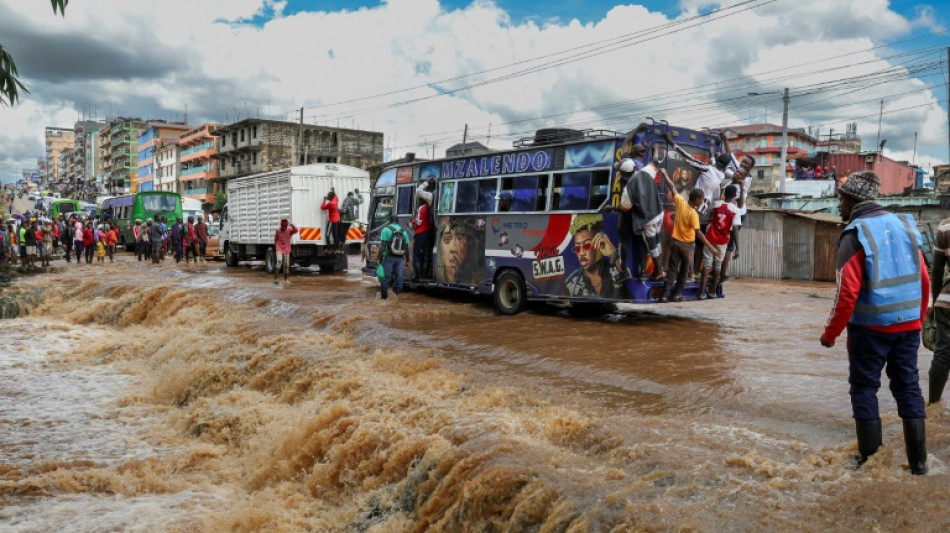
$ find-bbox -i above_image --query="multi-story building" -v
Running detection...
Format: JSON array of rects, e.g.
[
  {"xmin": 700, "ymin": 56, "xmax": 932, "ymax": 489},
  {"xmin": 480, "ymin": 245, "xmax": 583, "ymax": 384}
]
[
  {"xmin": 154, "ymin": 140, "xmax": 180, "ymax": 194},
  {"xmin": 57, "ymin": 148, "xmax": 73, "ymax": 193},
  {"xmin": 178, "ymin": 123, "xmax": 219, "ymax": 207},
  {"xmin": 213, "ymin": 119, "xmax": 383, "ymax": 182},
  {"xmin": 96, "ymin": 122, "xmax": 113, "ymax": 195},
  {"xmin": 109, "ymin": 118, "xmax": 146, "ymax": 194},
  {"xmin": 725, "ymin": 123, "xmax": 819, "ymax": 193},
  {"xmin": 136, "ymin": 122, "xmax": 191, "ymax": 193},
  {"xmin": 45, "ymin": 127, "xmax": 75, "ymax": 184},
  {"xmin": 69, "ymin": 120, "xmax": 107, "ymax": 201}
]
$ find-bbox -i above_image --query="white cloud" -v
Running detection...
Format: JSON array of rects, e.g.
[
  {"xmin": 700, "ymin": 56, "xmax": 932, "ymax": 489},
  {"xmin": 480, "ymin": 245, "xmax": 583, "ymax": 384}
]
[{"xmin": 0, "ymin": 0, "xmax": 946, "ymax": 182}]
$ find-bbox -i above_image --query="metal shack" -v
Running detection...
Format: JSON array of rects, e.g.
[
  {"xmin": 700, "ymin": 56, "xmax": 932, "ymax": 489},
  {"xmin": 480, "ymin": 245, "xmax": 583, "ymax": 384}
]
[{"xmin": 732, "ymin": 207, "xmax": 844, "ymax": 282}]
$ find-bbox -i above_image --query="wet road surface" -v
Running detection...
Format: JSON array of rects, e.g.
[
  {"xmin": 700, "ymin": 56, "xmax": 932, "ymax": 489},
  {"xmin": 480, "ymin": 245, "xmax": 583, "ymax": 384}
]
[{"xmin": 0, "ymin": 254, "xmax": 948, "ymax": 531}]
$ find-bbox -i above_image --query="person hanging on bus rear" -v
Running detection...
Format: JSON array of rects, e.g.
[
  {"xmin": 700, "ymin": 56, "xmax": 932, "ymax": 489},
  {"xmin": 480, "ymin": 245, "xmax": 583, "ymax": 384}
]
[
  {"xmin": 410, "ymin": 183, "xmax": 434, "ymax": 281},
  {"xmin": 658, "ymin": 168, "xmax": 720, "ymax": 303},
  {"xmin": 322, "ymin": 190, "xmax": 341, "ymax": 254},
  {"xmin": 700, "ymin": 184, "xmax": 741, "ymax": 299},
  {"xmin": 663, "ymin": 131, "xmax": 730, "ymax": 278},
  {"xmin": 340, "ymin": 189, "xmax": 363, "ymax": 253},
  {"xmin": 619, "ymin": 150, "xmax": 666, "ymax": 282}
]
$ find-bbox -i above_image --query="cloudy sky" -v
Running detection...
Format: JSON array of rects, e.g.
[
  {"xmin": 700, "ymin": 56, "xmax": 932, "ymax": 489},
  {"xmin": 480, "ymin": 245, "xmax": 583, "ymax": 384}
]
[{"xmin": 1, "ymin": 0, "xmax": 948, "ymax": 184}]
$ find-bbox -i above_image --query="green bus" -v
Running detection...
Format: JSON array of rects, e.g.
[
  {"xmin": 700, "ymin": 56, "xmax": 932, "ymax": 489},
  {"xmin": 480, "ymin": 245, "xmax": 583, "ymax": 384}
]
[
  {"xmin": 101, "ymin": 192, "xmax": 183, "ymax": 250},
  {"xmin": 50, "ymin": 199, "xmax": 82, "ymax": 219}
]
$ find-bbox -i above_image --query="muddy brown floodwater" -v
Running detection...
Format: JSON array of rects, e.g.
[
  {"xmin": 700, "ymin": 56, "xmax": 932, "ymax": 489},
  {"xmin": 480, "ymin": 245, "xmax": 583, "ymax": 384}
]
[{"xmin": 0, "ymin": 255, "xmax": 948, "ymax": 532}]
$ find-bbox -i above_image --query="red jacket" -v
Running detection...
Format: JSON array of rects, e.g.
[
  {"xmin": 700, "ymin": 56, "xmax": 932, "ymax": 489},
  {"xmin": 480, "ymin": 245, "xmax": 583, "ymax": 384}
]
[
  {"xmin": 82, "ymin": 228, "xmax": 94, "ymax": 247},
  {"xmin": 321, "ymin": 196, "xmax": 340, "ymax": 223},
  {"xmin": 412, "ymin": 203, "xmax": 431, "ymax": 234},
  {"xmin": 822, "ymin": 203, "xmax": 930, "ymax": 344}
]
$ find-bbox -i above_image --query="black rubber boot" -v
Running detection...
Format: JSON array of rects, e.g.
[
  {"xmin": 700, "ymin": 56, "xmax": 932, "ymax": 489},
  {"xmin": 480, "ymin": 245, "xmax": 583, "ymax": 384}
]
[
  {"xmin": 854, "ymin": 418, "xmax": 882, "ymax": 468},
  {"xmin": 929, "ymin": 373, "xmax": 948, "ymax": 405},
  {"xmin": 902, "ymin": 418, "xmax": 927, "ymax": 475}
]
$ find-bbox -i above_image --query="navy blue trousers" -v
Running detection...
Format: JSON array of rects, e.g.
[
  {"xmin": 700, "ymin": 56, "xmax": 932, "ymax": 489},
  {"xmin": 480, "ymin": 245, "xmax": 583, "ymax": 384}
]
[{"xmin": 847, "ymin": 324, "xmax": 926, "ymax": 420}]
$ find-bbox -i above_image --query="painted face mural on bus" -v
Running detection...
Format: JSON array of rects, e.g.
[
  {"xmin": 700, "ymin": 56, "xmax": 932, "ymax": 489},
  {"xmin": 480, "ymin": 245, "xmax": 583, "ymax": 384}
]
[
  {"xmin": 564, "ymin": 214, "xmax": 623, "ymax": 298},
  {"xmin": 436, "ymin": 216, "xmax": 485, "ymax": 285}
]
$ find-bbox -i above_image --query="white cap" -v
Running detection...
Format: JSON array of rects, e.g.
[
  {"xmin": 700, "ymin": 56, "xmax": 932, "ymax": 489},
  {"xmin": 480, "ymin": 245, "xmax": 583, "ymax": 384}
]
[{"xmin": 618, "ymin": 159, "xmax": 636, "ymax": 173}]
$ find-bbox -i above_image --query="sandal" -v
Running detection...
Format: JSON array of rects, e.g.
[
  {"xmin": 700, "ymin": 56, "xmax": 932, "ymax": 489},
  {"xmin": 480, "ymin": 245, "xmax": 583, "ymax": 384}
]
[
  {"xmin": 671, "ymin": 295, "xmax": 683, "ymax": 303},
  {"xmin": 658, "ymin": 296, "xmax": 669, "ymax": 303}
]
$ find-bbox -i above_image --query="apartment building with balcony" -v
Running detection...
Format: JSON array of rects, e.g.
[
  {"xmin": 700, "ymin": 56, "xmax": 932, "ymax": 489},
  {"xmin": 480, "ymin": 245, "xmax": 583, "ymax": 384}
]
[
  {"xmin": 154, "ymin": 139, "xmax": 181, "ymax": 194},
  {"xmin": 212, "ymin": 119, "xmax": 383, "ymax": 182},
  {"xmin": 109, "ymin": 118, "xmax": 146, "ymax": 193},
  {"xmin": 45, "ymin": 127, "xmax": 75, "ymax": 184},
  {"xmin": 136, "ymin": 122, "xmax": 192, "ymax": 193},
  {"xmin": 178, "ymin": 123, "xmax": 219, "ymax": 207}
]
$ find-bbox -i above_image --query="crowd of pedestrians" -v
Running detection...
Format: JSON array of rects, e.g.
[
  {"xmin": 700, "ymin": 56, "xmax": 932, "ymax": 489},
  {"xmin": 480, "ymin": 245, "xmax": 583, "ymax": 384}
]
[{"xmin": 0, "ymin": 207, "xmax": 210, "ymax": 268}]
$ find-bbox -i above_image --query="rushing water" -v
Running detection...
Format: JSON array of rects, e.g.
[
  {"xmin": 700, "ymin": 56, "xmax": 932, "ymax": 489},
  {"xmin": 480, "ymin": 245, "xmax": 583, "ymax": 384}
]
[{"xmin": 1, "ymin": 257, "xmax": 949, "ymax": 532}]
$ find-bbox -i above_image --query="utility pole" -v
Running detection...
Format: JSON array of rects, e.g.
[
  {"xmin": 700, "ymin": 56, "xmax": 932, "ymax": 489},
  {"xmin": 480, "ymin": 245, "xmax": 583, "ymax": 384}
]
[
  {"xmin": 462, "ymin": 124, "xmax": 468, "ymax": 155},
  {"xmin": 779, "ymin": 87, "xmax": 789, "ymax": 193},
  {"xmin": 946, "ymin": 47, "xmax": 949, "ymax": 165},
  {"xmin": 876, "ymin": 99, "xmax": 884, "ymax": 152},
  {"xmin": 912, "ymin": 131, "xmax": 918, "ymax": 166},
  {"xmin": 296, "ymin": 107, "xmax": 304, "ymax": 166}
]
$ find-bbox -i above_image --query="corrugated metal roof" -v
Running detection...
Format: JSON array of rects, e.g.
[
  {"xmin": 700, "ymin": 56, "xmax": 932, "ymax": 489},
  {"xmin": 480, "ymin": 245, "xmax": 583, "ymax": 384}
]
[{"xmin": 747, "ymin": 206, "xmax": 843, "ymax": 224}]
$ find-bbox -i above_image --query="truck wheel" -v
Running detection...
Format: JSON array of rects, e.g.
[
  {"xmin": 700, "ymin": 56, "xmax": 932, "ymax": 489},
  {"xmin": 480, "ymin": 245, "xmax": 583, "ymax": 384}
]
[
  {"xmin": 493, "ymin": 270, "xmax": 527, "ymax": 315},
  {"xmin": 225, "ymin": 246, "xmax": 239, "ymax": 267},
  {"xmin": 319, "ymin": 262, "xmax": 335, "ymax": 273},
  {"xmin": 265, "ymin": 248, "xmax": 276, "ymax": 274}
]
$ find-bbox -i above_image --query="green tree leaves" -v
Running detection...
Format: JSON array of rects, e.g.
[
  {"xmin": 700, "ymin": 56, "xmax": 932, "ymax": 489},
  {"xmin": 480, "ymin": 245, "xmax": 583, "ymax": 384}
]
[{"xmin": 1, "ymin": 1, "xmax": 68, "ymax": 106}]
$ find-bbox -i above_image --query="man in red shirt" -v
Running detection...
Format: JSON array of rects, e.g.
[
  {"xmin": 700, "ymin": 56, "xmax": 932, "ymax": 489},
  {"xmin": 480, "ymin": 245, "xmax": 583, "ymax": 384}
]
[
  {"xmin": 820, "ymin": 171, "xmax": 929, "ymax": 475},
  {"xmin": 410, "ymin": 181, "xmax": 435, "ymax": 281},
  {"xmin": 321, "ymin": 190, "xmax": 340, "ymax": 253},
  {"xmin": 273, "ymin": 219, "xmax": 297, "ymax": 283}
]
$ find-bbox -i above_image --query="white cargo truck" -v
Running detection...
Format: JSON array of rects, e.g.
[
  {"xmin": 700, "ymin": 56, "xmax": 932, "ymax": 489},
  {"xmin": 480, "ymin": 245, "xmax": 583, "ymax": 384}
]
[{"xmin": 220, "ymin": 163, "xmax": 370, "ymax": 272}]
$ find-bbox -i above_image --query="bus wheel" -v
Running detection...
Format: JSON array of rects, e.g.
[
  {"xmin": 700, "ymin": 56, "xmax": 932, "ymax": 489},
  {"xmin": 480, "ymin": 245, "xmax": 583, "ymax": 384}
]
[
  {"xmin": 493, "ymin": 270, "xmax": 527, "ymax": 315},
  {"xmin": 265, "ymin": 248, "xmax": 276, "ymax": 274},
  {"xmin": 225, "ymin": 246, "xmax": 239, "ymax": 267}
]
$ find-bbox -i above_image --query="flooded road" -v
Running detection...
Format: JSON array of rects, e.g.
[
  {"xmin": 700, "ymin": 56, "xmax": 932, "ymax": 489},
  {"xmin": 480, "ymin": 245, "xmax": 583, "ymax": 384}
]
[{"xmin": 1, "ymin": 255, "xmax": 949, "ymax": 532}]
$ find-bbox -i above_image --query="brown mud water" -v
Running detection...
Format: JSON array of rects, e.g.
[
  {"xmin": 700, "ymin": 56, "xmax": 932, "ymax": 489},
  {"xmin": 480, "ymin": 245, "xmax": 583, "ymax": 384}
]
[{"xmin": 0, "ymin": 258, "xmax": 948, "ymax": 532}]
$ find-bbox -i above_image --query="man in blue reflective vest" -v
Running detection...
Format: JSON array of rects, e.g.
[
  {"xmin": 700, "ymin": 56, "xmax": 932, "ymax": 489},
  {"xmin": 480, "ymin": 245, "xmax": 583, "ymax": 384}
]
[{"xmin": 820, "ymin": 171, "xmax": 930, "ymax": 474}]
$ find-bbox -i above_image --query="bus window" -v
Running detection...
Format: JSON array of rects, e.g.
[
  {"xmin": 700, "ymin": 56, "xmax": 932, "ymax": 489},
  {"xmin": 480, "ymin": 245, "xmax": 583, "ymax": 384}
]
[
  {"xmin": 552, "ymin": 170, "xmax": 611, "ymax": 211},
  {"xmin": 553, "ymin": 172, "xmax": 590, "ymax": 211},
  {"xmin": 455, "ymin": 180, "xmax": 478, "ymax": 213},
  {"xmin": 371, "ymin": 198, "xmax": 394, "ymax": 230},
  {"xmin": 500, "ymin": 175, "xmax": 547, "ymax": 212},
  {"xmin": 396, "ymin": 185, "xmax": 413, "ymax": 215},
  {"xmin": 439, "ymin": 182, "xmax": 456, "ymax": 214},
  {"xmin": 376, "ymin": 168, "xmax": 397, "ymax": 188},
  {"xmin": 476, "ymin": 178, "xmax": 497, "ymax": 212},
  {"xmin": 590, "ymin": 170, "xmax": 610, "ymax": 209},
  {"xmin": 141, "ymin": 194, "xmax": 179, "ymax": 212}
]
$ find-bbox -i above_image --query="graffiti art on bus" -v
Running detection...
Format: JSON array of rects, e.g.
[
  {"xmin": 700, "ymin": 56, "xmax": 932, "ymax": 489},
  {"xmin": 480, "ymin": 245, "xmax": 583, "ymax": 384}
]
[
  {"xmin": 565, "ymin": 140, "xmax": 615, "ymax": 169},
  {"xmin": 435, "ymin": 216, "xmax": 486, "ymax": 285},
  {"xmin": 563, "ymin": 214, "xmax": 624, "ymax": 298},
  {"xmin": 420, "ymin": 163, "xmax": 440, "ymax": 181}
]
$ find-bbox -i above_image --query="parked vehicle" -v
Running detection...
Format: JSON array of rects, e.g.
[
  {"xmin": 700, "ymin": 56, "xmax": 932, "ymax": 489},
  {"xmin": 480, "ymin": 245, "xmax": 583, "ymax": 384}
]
[{"xmin": 220, "ymin": 163, "xmax": 370, "ymax": 273}]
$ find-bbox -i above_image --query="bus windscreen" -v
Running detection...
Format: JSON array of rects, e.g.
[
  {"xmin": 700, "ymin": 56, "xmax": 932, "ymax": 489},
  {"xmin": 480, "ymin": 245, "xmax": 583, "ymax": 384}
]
[{"xmin": 141, "ymin": 194, "xmax": 179, "ymax": 212}]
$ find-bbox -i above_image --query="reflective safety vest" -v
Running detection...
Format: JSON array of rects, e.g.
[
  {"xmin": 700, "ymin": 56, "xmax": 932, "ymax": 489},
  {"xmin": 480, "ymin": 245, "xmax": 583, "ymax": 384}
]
[{"xmin": 846, "ymin": 213, "xmax": 922, "ymax": 326}]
